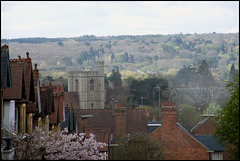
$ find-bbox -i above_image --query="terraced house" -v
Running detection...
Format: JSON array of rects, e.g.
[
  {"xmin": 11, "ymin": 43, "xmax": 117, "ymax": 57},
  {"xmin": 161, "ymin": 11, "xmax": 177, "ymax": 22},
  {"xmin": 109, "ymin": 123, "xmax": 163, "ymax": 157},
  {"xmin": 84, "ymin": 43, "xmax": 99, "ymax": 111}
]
[{"xmin": 150, "ymin": 102, "xmax": 232, "ymax": 160}]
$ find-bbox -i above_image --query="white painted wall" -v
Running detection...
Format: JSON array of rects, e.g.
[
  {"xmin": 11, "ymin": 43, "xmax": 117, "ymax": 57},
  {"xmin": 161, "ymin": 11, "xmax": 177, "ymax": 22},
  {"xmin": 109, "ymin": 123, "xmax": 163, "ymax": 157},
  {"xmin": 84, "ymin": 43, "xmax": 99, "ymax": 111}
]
[{"xmin": 3, "ymin": 100, "xmax": 15, "ymax": 131}]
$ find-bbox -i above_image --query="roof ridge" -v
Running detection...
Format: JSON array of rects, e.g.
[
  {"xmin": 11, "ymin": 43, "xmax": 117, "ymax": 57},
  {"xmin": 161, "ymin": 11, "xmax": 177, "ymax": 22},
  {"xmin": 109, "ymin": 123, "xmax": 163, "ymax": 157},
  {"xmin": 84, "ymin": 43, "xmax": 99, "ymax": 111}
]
[
  {"xmin": 176, "ymin": 123, "xmax": 209, "ymax": 150},
  {"xmin": 190, "ymin": 117, "xmax": 209, "ymax": 132}
]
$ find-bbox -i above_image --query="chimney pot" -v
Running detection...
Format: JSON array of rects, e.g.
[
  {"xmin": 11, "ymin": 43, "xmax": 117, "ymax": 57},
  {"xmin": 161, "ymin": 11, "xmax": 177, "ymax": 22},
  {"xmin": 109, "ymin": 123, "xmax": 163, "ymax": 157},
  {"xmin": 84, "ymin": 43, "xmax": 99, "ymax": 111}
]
[
  {"xmin": 26, "ymin": 52, "xmax": 29, "ymax": 58},
  {"xmin": 35, "ymin": 63, "xmax": 37, "ymax": 70}
]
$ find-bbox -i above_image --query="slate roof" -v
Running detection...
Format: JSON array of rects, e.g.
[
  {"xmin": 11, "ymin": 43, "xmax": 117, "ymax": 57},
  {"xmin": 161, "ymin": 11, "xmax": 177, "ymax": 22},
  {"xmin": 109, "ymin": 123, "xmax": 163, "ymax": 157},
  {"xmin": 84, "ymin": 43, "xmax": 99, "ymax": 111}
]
[
  {"xmin": 1, "ymin": 44, "xmax": 12, "ymax": 89},
  {"xmin": 193, "ymin": 135, "xmax": 226, "ymax": 151},
  {"xmin": 177, "ymin": 123, "xmax": 226, "ymax": 152},
  {"xmin": 61, "ymin": 109, "xmax": 76, "ymax": 133}
]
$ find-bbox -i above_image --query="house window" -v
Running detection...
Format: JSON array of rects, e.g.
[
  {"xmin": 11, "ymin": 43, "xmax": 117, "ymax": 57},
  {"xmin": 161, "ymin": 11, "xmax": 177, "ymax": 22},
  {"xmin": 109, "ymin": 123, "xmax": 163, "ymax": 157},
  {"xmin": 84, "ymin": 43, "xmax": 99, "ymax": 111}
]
[
  {"xmin": 91, "ymin": 103, "xmax": 94, "ymax": 109},
  {"xmin": 90, "ymin": 79, "xmax": 94, "ymax": 91},
  {"xmin": 213, "ymin": 152, "xmax": 221, "ymax": 160}
]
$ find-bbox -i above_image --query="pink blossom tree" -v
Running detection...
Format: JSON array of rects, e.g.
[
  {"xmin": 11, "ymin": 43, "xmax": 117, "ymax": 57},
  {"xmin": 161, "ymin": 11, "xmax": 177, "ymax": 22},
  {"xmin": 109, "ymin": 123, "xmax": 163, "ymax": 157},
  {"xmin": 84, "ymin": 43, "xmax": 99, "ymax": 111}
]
[{"xmin": 7, "ymin": 127, "xmax": 107, "ymax": 160}]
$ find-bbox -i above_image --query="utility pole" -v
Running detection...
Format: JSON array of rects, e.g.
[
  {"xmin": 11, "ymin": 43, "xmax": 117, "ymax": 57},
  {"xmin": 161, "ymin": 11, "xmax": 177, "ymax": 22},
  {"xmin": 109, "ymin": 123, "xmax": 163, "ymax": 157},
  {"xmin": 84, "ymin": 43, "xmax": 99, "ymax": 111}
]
[{"xmin": 154, "ymin": 85, "xmax": 161, "ymax": 120}]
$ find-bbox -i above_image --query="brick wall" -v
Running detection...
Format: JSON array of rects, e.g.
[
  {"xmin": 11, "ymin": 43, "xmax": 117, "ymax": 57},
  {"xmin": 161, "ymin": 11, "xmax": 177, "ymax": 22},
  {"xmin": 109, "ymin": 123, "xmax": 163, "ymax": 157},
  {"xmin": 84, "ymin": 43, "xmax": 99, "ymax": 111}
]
[
  {"xmin": 150, "ymin": 104, "xmax": 209, "ymax": 160},
  {"xmin": 191, "ymin": 118, "xmax": 216, "ymax": 135},
  {"xmin": 113, "ymin": 106, "xmax": 127, "ymax": 141}
]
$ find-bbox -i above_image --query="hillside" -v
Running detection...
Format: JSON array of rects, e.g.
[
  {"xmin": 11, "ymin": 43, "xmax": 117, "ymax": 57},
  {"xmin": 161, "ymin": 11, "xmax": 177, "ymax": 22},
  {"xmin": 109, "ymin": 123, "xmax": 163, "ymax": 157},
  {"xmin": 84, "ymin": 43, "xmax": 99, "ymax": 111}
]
[{"xmin": 1, "ymin": 33, "xmax": 239, "ymax": 80}]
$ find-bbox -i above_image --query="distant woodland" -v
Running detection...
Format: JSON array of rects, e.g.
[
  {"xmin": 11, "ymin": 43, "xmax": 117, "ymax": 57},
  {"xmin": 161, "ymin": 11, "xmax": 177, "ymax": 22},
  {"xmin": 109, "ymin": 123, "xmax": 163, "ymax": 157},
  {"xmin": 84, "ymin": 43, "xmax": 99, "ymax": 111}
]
[
  {"xmin": 1, "ymin": 33, "xmax": 239, "ymax": 81},
  {"xmin": 2, "ymin": 33, "xmax": 239, "ymax": 123}
]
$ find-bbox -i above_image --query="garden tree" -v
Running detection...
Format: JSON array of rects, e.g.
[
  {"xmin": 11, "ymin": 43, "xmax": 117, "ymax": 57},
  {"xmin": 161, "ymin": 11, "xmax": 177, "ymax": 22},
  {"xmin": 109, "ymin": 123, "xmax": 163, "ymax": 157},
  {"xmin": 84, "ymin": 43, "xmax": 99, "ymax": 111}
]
[
  {"xmin": 6, "ymin": 127, "xmax": 107, "ymax": 160},
  {"xmin": 114, "ymin": 132, "xmax": 164, "ymax": 160},
  {"xmin": 214, "ymin": 73, "xmax": 239, "ymax": 160},
  {"xmin": 108, "ymin": 68, "xmax": 122, "ymax": 87},
  {"xmin": 177, "ymin": 104, "xmax": 201, "ymax": 127},
  {"xmin": 129, "ymin": 77, "xmax": 168, "ymax": 106},
  {"xmin": 202, "ymin": 101, "xmax": 222, "ymax": 116}
]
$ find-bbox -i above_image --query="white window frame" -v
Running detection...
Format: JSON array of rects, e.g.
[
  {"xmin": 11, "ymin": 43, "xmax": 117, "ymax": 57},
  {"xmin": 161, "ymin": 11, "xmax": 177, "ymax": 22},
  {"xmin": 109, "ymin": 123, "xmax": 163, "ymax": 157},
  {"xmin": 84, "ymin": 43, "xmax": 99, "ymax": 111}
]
[{"xmin": 213, "ymin": 152, "xmax": 221, "ymax": 160}]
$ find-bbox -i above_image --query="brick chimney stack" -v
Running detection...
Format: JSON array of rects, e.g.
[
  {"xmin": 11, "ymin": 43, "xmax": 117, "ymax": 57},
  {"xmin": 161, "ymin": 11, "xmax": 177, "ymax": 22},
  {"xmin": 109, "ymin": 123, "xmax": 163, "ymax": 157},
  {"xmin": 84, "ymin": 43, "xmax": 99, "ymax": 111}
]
[
  {"xmin": 161, "ymin": 101, "xmax": 177, "ymax": 131},
  {"xmin": 113, "ymin": 103, "xmax": 127, "ymax": 141}
]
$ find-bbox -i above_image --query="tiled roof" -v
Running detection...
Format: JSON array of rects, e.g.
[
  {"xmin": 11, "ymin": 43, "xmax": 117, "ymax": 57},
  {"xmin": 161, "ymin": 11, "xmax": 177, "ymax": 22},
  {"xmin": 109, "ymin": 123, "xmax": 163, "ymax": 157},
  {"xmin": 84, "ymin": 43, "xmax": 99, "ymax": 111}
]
[
  {"xmin": 177, "ymin": 122, "xmax": 226, "ymax": 152},
  {"xmin": 193, "ymin": 135, "xmax": 226, "ymax": 151},
  {"xmin": 76, "ymin": 109, "xmax": 115, "ymax": 129},
  {"xmin": 190, "ymin": 117, "xmax": 215, "ymax": 133},
  {"xmin": 19, "ymin": 52, "xmax": 35, "ymax": 103},
  {"xmin": 126, "ymin": 109, "xmax": 148, "ymax": 134},
  {"xmin": 49, "ymin": 92, "xmax": 64, "ymax": 124},
  {"xmin": 3, "ymin": 52, "xmax": 35, "ymax": 103},
  {"xmin": 75, "ymin": 108, "xmax": 148, "ymax": 148},
  {"xmin": 27, "ymin": 64, "xmax": 40, "ymax": 113},
  {"xmin": 3, "ymin": 63, "xmax": 26, "ymax": 100},
  {"xmin": 64, "ymin": 92, "xmax": 79, "ymax": 111},
  {"xmin": 176, "ymin": 123, "xmax": 191, "ymax": 135},
  {"xmin": 35, "ymin": 85, "xmax": 55, "ymax": 117}
]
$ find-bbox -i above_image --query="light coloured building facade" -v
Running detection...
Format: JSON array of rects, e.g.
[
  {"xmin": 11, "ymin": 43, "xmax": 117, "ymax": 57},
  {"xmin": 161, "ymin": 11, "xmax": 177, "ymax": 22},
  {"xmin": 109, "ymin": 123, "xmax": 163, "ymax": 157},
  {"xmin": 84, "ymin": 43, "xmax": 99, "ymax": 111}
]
[{"xmin": 68, "ymin": 61, "xmax": 105, "ymax": 109}]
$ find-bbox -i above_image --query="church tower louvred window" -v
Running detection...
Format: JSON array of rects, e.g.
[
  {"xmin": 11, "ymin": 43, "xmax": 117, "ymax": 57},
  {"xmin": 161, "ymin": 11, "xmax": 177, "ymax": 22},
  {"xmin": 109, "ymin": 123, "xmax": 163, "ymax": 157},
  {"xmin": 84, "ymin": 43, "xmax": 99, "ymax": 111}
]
[{"xmin": 90, "ymin": 79, "xmax": 94, "ymax": 91}]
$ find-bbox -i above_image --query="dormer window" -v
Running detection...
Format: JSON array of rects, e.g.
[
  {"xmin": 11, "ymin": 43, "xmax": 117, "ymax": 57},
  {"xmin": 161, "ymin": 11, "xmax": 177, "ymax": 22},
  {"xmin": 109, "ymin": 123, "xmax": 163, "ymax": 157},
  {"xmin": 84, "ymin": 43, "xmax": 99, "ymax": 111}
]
[{"xmin": 90, "ymin": 79, "xmax": 94, "ymax": 91}]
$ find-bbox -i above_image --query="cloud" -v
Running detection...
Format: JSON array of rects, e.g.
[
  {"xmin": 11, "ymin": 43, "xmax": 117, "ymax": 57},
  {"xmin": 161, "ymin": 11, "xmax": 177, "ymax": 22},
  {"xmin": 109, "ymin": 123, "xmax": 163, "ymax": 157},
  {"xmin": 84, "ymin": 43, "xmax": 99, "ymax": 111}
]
[{"xmin": 1, "ymin": 1, "xmax": 239, "ymax": 39}]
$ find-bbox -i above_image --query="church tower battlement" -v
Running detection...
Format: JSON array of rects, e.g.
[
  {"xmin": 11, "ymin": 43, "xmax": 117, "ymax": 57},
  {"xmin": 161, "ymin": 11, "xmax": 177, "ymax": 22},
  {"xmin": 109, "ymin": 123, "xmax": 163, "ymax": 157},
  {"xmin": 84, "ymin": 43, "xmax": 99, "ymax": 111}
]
[{"xmin": 68, "ymin": 61, "xmax": 105, "ymax": 109}]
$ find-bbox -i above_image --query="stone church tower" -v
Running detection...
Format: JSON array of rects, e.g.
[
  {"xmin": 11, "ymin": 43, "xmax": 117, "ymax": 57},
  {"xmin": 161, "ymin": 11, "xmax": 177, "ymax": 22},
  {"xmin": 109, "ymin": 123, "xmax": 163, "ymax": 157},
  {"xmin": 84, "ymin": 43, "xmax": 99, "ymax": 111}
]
[{"xmin": 68, "ymin": 61, "xmax": 105, "ymax": 109}]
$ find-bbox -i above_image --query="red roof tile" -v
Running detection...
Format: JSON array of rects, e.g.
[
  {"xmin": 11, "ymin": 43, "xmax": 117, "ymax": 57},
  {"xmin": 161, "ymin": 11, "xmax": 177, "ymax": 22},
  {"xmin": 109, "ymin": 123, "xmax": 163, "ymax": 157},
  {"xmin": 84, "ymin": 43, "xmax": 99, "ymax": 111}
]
[
  {"xmin": 75, "ymin": 108, "xmax": 148, "ymax": 147},
  {"xmin": 3, "ymin": 63, "xmax": 26, "ymax": 100},
  {"xmin": 64, "ymin": 92, "xmax": 79, "ymax": 111},
  {"xmin": 49, "ymin": 92, "xmax": 64, "ymax": 124}
]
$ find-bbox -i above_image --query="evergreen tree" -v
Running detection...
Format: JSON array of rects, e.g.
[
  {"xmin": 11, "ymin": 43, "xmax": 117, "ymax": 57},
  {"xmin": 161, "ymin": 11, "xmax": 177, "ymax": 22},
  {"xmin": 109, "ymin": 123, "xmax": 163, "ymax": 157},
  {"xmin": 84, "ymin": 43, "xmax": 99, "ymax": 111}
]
[
  {"xmin": 198, "ymin": 60, "xmax": 213, "ymax": 79},
  {"xmin": 108, "ymin": 68, "xmax": 122, "ymax": 87},
  {"xmin": 214, "ymin": 73, "xmax": 239, "ymax": 160}
]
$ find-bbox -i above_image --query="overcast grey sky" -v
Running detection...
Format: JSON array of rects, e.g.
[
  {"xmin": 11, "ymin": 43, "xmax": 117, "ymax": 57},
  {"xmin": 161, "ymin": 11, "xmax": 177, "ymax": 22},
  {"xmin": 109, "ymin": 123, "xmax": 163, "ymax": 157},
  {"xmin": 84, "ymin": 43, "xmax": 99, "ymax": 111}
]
[{"xmin": 1, "ymin": 1, "xmax": 239, "ymax": 39}]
